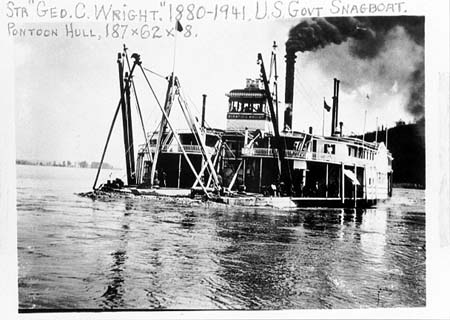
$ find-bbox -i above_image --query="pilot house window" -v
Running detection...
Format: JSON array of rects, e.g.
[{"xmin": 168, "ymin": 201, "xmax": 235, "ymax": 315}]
[
  {"xmin": 229, "ymin": 100, "xmax": 266, "ymax": 113},
  {"xmin": 324, "ymin": 144, "xmax": 335, "ymax": 154}
]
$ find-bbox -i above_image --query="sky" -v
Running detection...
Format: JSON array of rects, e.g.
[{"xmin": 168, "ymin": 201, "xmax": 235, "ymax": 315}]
[{"xmin": 14, "ymin": 16, "xmax": 424, "ymax": 168}]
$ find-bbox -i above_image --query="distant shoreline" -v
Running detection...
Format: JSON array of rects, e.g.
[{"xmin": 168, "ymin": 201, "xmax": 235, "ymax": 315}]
[{"xmin": 16, "ymin": 161, "xmax": 121, "ymax": 170}]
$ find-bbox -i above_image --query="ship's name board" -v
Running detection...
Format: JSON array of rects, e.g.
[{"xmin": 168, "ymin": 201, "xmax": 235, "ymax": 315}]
[{"xmin": 227, "ymin": 113, "xmax": 268, "ymax": 120}]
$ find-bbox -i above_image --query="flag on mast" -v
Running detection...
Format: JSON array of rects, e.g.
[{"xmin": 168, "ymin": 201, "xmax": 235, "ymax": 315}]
[
  {"xmin": 175, "ymin": 20, "xmax": 183, "ymax": 32},
  {"xmin": 323, "ymin": 99, "xmax": 331, "ymax": 112}
]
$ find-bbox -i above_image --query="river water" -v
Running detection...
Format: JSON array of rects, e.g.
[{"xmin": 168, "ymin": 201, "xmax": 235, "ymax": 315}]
[{"xmin": 17, "ymin": 164, "xmax": 426, "ymax": 310}]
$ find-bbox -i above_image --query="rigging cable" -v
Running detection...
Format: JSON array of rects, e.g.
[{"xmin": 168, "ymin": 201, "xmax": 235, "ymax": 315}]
[
  {"xmin": 123, "ymin": 50, "xmax": 153, "ymax": 164},
  {"xmin": 142, "ymin": 66, "xmax": 166, "ymax": 80}
]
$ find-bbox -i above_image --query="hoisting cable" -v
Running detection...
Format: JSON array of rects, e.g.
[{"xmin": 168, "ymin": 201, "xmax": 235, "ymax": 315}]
[
  {"xmin": 123, "ymin": 49, "xmax": 153, "ymax": 165},
  {"xmin": 142, "ymin": 66, "xmax": 167, "ymax": 80},
  {"xmin": 92, "ymin": 100, "xmax": 121, "ymax": 190},
  {"xmin": 130, "ymin": 78, "xmax": 153, "ymax": 163},
  {"xmin": 177, "ymin": 87, "xmax": 217, "ymax": 183},
  {"xmin": 123, "ymin": 49, "xmax": 154, "ymax": 164}
]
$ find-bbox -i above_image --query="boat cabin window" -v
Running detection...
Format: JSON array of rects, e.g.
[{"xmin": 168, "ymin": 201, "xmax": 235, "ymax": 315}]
[
  {"xmin": 348, "ymin": 146, "xmax": 358, "ymax": 157},
  {"xmin": 324, "ymin": 144, "xmax": 335, "ymax": 154},
  {"xmin": 229, "ymin": 100, "xmax": 266, "ymax": 113}
]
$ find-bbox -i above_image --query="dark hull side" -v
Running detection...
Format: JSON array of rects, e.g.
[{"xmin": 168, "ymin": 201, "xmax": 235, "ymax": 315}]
[{"xmin": 291, "ymin": 197, "xmax": 379, "ymax": 208}]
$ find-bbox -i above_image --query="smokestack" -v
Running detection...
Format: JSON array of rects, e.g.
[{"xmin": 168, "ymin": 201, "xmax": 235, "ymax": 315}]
[
  {"xmin": 284, "ymin": 51, "xmax": 297, "ymax": 131},
  {"xmin": 339, "ymin": 121, "xmax": 343, "ymax": 137},
  {"xmin": 201, "ymin": 94, "xmax": 207, "ymax": 128},
  {"xmin": 331, "ymin": 78, "xmax": 340, "ymax": 136},
  {"xmin": 309, "ymin": 126, "xmax": 313, "ymax": 134}
]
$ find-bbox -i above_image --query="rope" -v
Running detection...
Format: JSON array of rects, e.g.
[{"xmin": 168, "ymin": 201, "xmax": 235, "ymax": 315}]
[
  {"xmin": 139, "ymin": 64, "xmax": 211, "ymax": 196},
  {"xmin": 131, "ymin": 79, "xmax": 152, "ymax": 163},
  {"xmin": 182, "ymin": 87, "xmax": 212, "ymax": 129},
  {"xmin": 142, "ymin": 66, "xmax": 166, "ymax": 80},
  {"xmin": 294, "ymin": 72, "xmax": 322, "ymax": 129},
  {"xmin": 295, "ymin": 71, "xmax": 321, "ymax": 119},
  {"xmin": 138, "ymin": 65, "xmax": 165, "ymax": 116},
  {"xmin": 177, "ymin": 87, "xmax": 215, "ymax": 179},
  {"xmin": 121, "ymin": 50, "xmax": 153, "ymax": 165}
]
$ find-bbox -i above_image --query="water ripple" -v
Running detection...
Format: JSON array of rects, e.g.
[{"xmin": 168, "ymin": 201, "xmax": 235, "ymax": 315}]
[{"xmin": 17, "ymin": 165, "xmax": 426, "ymax": 310}]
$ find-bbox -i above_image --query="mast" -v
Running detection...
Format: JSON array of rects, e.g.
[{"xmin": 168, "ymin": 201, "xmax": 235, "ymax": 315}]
[
  {"xmin": 125, "ymin": 71, "xmax": 136, "ymax": 184},
  {"xmin": 118, "ymin": 52, "xmax": 135, "ymax": 185},
  {"xmin": 270, "ymin": 41, "xmax": 279, "ymax": 123},
  {"xmin": 258, "ymin": 53, "xmax": 291, "ymax": 194}
]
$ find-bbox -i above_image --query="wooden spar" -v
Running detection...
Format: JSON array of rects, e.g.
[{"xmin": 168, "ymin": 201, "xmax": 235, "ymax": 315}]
[
  {"xmin": 270, "ymin": 42, "xmax": 279, "ymax": 123},
  {"xmin": 227, "ymin": 160, "xmax": 243, "ymax": 191},
  {"xmin": 138, "ymin": 64, "xmax": 211, "ymax": 197},
  {"xmin": 124, "ymin": 47, "xmax": 153, "ymax": 165},
  {"xmin": 92, "ymin": 51, "xmax": 140, "ymax": 190},
  {"xmin": 207, "ymin": 144, "xmax": 222, "ymax": 188},
  {"xmin": 201, "ymin": 94, "xmax": 207, "ymax": 128},
  {"xmin": 246, "ymin": 131, "xmax": 261, "ymax": 147},
  {"xmin": 92, "ymin": 100, "xmax": 121, "ymax": 190},
  {"xmin": 118, "ymin": 53, "xmax": 132, "ymax": 185},
  {"xmin": 192, "ymin": 140, "xmax": 221, "ymax": 188},
  {"xmin": 223, "ymin": 130, "xmax": 261, "ymax": 192},
  {"xmin": 176, "ymin": 82, "xmax": 220, "ymax": 186},
  {"xmin": 119, "ymin": 51, "xmax": 141, "ymax": 186},
  {"xmin": 258, "ymin": 53, "xmax": 292, "ymax": 193},
  {"xmin": 150, "ymin": 73, "xmax": 175, "ymax": 186},
  {"xmin": 125, "ymin": 71, "xmax": 136, "ymax": 185}
]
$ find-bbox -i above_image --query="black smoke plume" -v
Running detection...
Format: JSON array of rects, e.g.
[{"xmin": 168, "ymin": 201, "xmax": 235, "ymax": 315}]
[{"xmin": 286, "ymin": 16, "xmax": 424, "ymax": 119}]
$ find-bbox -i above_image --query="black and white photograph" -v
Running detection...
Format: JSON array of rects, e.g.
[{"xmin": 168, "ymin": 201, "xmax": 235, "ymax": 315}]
[{"xmin": 0, "ymin": 0, "xmax": 449, "ymax": 318}]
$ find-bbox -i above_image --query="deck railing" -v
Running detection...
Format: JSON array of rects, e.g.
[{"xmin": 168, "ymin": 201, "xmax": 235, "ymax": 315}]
[
  {"xmin": 241, "ymin": 147, "xmax": 307, "ymax": 159},
  {"xmin": 140, "ymin": 144, "xmax": 216, "ymax": 155},
  {"xmin": 241, "ymin": 147, "xmax": 369, "ymax": 165},
  {"xmin": 241, "ymin": 147, "xmax": 276, "ymax": 157}
]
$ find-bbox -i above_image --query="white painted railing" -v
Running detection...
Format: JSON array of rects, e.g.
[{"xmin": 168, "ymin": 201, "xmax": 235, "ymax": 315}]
[
  {"xmin": 241, "ymin": 147, "xmax": 276, "ymax": 157},
  {"xmin": 242, "ymin": 147, "xmax": 370, "ymax": 165},
  {"xmin": 144, "ymin": 144, "xmax": 215, "ymax": 155}
]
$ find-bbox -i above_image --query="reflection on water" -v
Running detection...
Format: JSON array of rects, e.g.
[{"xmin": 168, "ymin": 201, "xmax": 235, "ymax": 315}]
[
  {"xmin": 100, "ymin": 212, "xmax": 130, "ymax": 309},
  {"xmin": 17, "ymin": 165, "xmax": 425, "ymax": 310}
]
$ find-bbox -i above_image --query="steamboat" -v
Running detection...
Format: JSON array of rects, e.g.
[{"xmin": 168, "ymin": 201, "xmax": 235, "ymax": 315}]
[{"xmin": 91, "ymin": 42, "xmax": 393, "ymax": 209}]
